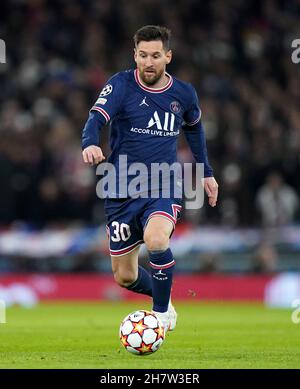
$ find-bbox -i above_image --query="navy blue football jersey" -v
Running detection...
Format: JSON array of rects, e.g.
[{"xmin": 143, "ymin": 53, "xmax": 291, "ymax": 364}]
[
  {"xmin": 89, "ymin": 69, "xmax": 202, "ymax": 197},
  {"xmin": 91, "ymin": 69, "xmax": 201, "ymax": 165}
]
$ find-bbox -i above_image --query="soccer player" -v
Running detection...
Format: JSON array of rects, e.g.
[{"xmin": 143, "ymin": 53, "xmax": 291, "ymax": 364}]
[{"xmin": 82, "ymin": 25, "xmax": 218, "ymax": 332}]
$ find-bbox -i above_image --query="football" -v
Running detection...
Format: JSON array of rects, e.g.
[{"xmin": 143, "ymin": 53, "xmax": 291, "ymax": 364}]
[{"xmin": 119, "ymin": 310, "xmax": 165, "ymax": 355}]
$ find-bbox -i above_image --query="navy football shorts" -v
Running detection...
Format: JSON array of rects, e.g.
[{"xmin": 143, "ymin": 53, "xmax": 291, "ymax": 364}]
[{"xmin": 104, "ymin": 197, "xmax": 182, "ymax": 257}]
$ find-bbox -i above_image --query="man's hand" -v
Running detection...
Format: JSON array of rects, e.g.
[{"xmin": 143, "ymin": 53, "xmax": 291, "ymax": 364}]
[
  {"xmin": 203, "ymin": 177, "xmax": 219, "ymax": 207},
  {"xmin": 82, "ymin": 145, "xmax": 105, "ymax": 166}
]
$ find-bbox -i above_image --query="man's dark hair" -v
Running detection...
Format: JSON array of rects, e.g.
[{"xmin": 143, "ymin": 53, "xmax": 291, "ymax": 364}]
[{"xmin": 133, "ymin": 25, "xmax": 171, "ymax": 51}]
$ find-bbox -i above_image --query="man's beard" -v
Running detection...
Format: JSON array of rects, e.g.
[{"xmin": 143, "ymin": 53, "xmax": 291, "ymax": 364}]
[{"xmin": 140, "ymin": 68, "xmax": 164, "ymax": 86}]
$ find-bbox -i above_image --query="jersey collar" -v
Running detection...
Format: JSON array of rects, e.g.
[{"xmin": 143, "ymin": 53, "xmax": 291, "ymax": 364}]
[{"xmin": 134, "ymin": 69, "xmax": 173, "ymax": 93}]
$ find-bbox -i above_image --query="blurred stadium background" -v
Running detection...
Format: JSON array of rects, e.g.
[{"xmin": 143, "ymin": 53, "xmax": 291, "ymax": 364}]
[{"xmin": 0, "ymin": 0, "xmax": 300, "ymax": 308}]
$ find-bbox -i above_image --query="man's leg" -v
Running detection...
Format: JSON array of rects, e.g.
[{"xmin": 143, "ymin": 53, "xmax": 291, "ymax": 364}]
[
  {"xmin": 143, "ymin": 216, "xmax": 177, "ymax": 330},
  {"xmin": 111, "ymin": 245, "xmax": 152, "ymax": 297}
]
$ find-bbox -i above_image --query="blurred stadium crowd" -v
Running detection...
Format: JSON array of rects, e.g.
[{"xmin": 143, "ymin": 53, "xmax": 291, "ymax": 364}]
[{"xmin": 0, "ymin": 0, "xmax": 299, "ymax": 231}]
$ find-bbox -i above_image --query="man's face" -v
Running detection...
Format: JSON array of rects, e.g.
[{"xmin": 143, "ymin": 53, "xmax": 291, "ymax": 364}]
[{"xmin": 134, "ymin": 40, "xmax": 172, "ymax": 86}]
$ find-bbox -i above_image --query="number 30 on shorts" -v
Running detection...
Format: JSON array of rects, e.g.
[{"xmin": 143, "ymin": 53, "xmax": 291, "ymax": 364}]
[{"xmin": 110, "ymin": 221, "xmax": 131, "ymax": 242}]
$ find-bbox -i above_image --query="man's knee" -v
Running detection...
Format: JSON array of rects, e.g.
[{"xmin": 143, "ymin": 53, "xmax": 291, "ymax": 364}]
[
  {"xmin": 143, "ymin": 231, "xmax": 169, "ymax": 252},
  {"xmin": 113, "ymin": 269, "xmax": 137, "ymax": 288}
]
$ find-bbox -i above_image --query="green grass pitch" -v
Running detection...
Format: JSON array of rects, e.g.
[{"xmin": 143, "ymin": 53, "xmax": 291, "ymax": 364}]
[{"xmin": 0, "ymin": 301, "xmax": 299, "ymax": 369}]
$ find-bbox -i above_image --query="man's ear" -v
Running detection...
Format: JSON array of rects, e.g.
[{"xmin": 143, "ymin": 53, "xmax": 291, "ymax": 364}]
[
  {"xmin": 134, "ymin": 48, "xmax": 137, "ymax": 63},
  {"xmin": 166, "ymin": 50, "xmax": 172, "ymax": 64}
]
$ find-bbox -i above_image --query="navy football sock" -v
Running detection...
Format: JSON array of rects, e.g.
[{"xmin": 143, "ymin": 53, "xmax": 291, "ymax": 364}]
[
  {"xmin": 126, "ymin": 266, "xmax": 152, "ymax": 297},
  {"xmin": 149, "ymin": 248, "xmax": 175, "ymax": 313}
]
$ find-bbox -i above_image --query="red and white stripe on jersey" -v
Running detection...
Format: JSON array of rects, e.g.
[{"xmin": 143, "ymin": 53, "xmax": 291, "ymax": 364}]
[
  {"xmin": 90, "ymin": 106, "xmax": 111, "ymax": 123},
  {"xmin": 185, "ymin": 111, "xmax": 202, "ymax": 126},
  {"xmin": 145, "ymin": 204, "xmax": 182, "ymax": 230},
  {"xmin": 134, "ymin": 69, "xmax": 173, "ymax": 93},
  {"xmin": 109, "ymin": 240, "xmax": 143, "ymax": 257}
]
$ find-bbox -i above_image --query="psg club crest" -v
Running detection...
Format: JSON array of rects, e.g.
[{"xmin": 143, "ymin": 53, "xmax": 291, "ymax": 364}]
[{"xmin": 170, "ymin": 101, "xmax": 181, "ymax": 113}]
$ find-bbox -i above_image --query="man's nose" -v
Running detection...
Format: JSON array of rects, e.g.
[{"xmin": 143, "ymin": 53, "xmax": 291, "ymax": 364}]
[{"xmin": 145, "ymin": 56, "xmax": 153, "ymax": 67}]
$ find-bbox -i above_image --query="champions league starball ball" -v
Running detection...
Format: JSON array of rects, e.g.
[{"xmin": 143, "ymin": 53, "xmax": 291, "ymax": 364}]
[{"xmin": 119, "ymin": 310, "xmax": 165, "ymax": 355}]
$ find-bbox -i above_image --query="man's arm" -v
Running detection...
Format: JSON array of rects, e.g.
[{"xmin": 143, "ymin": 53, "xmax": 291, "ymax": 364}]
[
  {"xmin": 82, "ymin": 111, "xmax": 106, "ymax": 165},
  {"xmin": 183, "ymin": 119, "xmax": 212, "ymax": 177},
  {"xmin": 82, "ymin": 73, "xmax": 125, "ymax": 166},
  {"xmin": 183, "ymin": 120, "xmax": 218, "ymax": 207}
]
